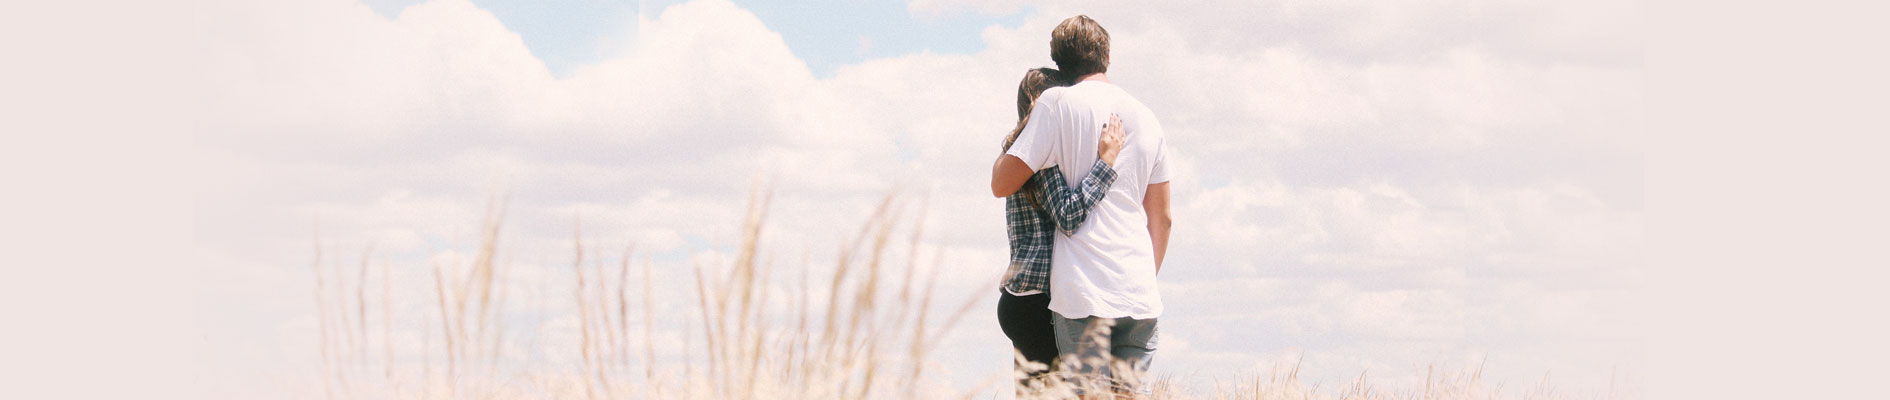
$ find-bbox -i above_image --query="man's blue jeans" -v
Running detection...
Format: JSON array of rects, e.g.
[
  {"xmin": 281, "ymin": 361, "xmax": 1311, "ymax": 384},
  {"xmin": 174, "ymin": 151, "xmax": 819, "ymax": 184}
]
[{"xmin": 1051, "ymin": 312, "xmax": 1158, "ymax": 396}]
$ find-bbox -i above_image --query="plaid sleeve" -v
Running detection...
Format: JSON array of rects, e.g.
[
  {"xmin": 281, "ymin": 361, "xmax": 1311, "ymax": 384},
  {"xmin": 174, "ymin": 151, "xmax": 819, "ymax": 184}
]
[{"xmin": 1039, "ymin": 159, "xmax": 1118, "ymax": 236}]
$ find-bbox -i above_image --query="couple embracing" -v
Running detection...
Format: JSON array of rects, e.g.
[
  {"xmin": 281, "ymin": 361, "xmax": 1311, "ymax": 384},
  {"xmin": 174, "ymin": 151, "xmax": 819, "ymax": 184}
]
[{"xmin": 989, "ymin": 15, "xmax": 1173, "ymax": 399}]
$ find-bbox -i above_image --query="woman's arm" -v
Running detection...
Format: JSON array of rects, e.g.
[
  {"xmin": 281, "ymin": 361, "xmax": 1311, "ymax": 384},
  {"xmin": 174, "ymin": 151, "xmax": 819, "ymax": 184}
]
[
  {"xmin": 992, "ymin": 97, "xmax": 1060, "ymax": 197},
  {"xmin": 1040, "ymin": 114, "xmax": 1127, "ymax": 235},
  {"xmin": 1039, "ymin": 160, "xmax": 1117, "ymax": 236},
  {"xmin": 991, "ymin": 155, "xmax": 1035, "ymax": 197}
]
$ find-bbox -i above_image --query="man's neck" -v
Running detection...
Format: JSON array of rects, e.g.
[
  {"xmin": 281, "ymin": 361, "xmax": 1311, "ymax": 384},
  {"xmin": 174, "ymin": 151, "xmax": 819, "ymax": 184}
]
[{"xmin": 1076, "ymin": 72, "xmax": 1109, "ymax": 83}]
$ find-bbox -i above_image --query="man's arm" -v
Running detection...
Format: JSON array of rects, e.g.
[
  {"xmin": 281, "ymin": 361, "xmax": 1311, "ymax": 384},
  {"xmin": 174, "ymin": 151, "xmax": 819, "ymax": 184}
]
[
  {"xmin": 1144, "ymin": 181, "xmax": 1172, "ymax": 273},
  {"xmin": 1040, "ymin": 160, "xmax": 1117, "ymax": 235},
  {"xmin": 991, "ymin": 155, "xmax": 1035, "ymax": 197}
]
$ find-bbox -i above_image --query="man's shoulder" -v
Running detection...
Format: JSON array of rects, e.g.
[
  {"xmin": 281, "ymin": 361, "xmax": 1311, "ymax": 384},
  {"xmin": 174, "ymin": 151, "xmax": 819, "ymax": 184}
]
[
  {"xmin": 1099, "ymin": 88, "xmax": 1159, "ymax": 133},
  {"xmin": 1041, "ymin": 85, "xmax": 1119, "ymax": 117},
  {"xmin": 1039, "ymin": 86, "xmax": 1071, "ymax": 104},
  {"xmin": 1060, "ymin": 81, "xmax": 1119, "ymax": 99}
]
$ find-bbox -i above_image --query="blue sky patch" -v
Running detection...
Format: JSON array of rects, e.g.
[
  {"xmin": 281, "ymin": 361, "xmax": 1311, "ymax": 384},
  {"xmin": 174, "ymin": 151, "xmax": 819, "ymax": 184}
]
[{"xmin": 360, "ymin": 0, "xmax": 1028, "ymax": 78}]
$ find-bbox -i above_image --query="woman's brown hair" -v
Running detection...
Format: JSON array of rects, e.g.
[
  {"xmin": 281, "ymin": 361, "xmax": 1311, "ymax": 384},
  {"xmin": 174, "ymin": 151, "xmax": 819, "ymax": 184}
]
[{"xmin": 1001, "ymin": 67, "xmax": 1070, "ymax": 212}]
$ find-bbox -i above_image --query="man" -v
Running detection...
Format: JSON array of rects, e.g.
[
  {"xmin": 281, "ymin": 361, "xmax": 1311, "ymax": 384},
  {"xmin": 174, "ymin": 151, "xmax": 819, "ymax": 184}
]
[{"xmin": 990, "ymin": 15, "xmax": 1173, "ymax": 398}]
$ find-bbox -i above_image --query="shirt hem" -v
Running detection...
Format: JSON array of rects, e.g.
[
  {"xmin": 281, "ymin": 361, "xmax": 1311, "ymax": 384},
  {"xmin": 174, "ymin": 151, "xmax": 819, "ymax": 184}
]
[
  {"xmin": 1048, "ymin": 306, "xmax": 1163, "ymax": 320},
  {"xmin": 1003, "ymin": 287, "xmax": 1045, "ymax": 296}
]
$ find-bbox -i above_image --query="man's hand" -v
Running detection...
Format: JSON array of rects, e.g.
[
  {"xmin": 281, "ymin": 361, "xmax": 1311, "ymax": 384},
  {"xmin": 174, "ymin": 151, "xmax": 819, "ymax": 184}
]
[{"xmin": 1098, "ymin": 113, "xmax": 1125, "ymax": 166}]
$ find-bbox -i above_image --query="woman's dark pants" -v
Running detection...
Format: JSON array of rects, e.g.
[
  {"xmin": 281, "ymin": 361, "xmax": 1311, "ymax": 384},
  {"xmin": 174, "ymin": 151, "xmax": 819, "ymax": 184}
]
[{"xmin": 998, "ymin": 288, "xmax": 1060, "ymax": 393}]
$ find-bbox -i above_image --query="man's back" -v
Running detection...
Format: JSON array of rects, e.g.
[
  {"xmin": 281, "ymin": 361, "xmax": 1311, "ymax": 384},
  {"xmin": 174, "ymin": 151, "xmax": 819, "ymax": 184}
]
[{"xmin": 1004, "ymin": 80, "xmax": 1169, "ymax": 319}]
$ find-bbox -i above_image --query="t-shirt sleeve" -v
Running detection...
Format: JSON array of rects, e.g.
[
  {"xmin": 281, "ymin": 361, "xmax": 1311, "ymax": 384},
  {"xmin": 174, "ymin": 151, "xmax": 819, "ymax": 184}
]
[
  {"xmin": 1149, "ymin": 114, "xmax": 1164, "ymax": 183},
  {"xmin": 1003, "ymin": 92, "xmax": 1058, "ymax": 171},
  {"xmin": 1148, "ymin": 136, "xmax": 1171, "ymax": 184}
]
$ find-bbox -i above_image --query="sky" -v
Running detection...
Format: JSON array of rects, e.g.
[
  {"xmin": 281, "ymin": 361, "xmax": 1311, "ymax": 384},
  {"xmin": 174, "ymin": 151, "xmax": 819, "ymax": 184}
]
[
  {"xmin": 192, "ymin": 0, "xmax": 1644, "ymax": 397},
  {"xmin": 354, "ymin": 0, "xmax": 1031, "ymax": 78}
]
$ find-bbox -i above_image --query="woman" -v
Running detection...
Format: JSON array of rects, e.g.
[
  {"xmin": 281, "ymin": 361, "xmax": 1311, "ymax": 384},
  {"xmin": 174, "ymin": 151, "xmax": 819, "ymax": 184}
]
[{"xmin": 996, "ymin": 67, "xmax": 1126, "ymax": 395}]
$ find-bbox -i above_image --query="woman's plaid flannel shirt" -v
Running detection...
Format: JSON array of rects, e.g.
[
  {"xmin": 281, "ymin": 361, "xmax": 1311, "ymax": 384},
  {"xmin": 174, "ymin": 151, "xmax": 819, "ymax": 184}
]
[{"xmin": 1002, "ymin": 159, "xmax": 1117, "ymax": 294}]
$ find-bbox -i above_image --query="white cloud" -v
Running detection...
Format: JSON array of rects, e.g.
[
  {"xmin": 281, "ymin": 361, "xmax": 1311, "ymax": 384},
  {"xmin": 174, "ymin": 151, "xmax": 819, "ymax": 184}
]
[{"xmin": 907, "ymin": 0, "xmax": 1027, "ymax": 20}]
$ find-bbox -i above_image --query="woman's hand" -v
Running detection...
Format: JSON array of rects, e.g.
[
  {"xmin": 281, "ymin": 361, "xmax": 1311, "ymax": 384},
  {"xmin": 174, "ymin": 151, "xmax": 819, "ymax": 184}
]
[{"xmin": 1098, "ymin": 113, "xmax": 1126, "ymax": 166}]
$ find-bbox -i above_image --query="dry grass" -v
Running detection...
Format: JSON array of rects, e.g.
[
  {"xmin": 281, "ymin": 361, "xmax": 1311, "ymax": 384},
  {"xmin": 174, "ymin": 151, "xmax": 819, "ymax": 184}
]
[{"xmin": 307, "ymin": 186, "xmax": 1623, "ymax": 399}]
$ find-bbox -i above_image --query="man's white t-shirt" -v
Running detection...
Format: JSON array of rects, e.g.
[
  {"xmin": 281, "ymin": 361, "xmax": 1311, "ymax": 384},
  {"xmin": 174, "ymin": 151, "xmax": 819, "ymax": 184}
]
[{"xmin": 1004, "ymin": 80, "xmax": 1169, "ymax": 320}]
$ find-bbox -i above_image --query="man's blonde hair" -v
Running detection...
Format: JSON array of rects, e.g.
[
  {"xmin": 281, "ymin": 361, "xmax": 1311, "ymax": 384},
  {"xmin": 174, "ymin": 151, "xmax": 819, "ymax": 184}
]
[{"xmin": 1050, "ymin": 15, "xmax": 1109, "ymax": 78}]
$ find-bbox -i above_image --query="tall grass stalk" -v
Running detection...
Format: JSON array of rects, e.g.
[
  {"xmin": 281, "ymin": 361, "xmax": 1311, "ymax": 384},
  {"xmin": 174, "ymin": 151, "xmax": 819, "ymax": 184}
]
[{"xmin": 307, "ymin": 186, "xmax": 1617, "ymax": 399}]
